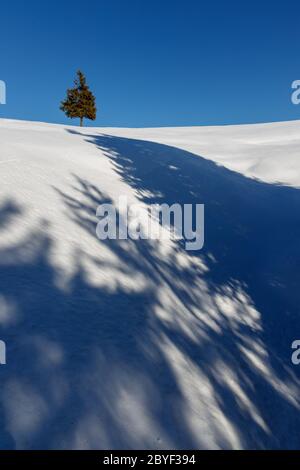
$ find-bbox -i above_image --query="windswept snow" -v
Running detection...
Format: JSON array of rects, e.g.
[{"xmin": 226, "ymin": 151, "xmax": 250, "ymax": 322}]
[
  {"xmin": 107, "ymin": 119, "xmax": 300, "ymax": 187},
  {"xmin": 0, "ymin": 118, "xmax": 300, "ymax": 449}
]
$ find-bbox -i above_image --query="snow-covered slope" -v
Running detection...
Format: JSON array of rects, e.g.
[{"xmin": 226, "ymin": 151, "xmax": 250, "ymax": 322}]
[{"xmin": 0, "ymin": 118, "xmax": 300, "ymax": 449}]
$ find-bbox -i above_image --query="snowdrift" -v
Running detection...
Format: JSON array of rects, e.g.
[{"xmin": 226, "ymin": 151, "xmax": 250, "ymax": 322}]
[{"xmin": 0, "ymin": 118, "xmax": 300, "ymax": 449}]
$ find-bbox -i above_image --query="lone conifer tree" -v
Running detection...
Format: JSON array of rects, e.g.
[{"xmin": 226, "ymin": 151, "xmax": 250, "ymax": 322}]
[{"xmin": 60, "ymin": 70, "xmax": 96, "ymax": 127}]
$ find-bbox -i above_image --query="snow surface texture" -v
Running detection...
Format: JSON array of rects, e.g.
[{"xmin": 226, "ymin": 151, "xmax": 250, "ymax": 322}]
[{"xmin": 0, "ymin": 118, "xmax": 300, "ymax": 449}]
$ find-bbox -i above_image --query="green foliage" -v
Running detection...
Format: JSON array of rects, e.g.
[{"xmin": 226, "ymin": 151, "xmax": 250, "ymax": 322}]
[{"xmin": 60, "ymin": 70, "xmax": 97, "ymax": 126}]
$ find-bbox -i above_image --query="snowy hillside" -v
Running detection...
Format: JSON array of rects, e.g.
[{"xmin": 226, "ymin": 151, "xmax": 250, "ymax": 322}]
[{"xmin": 0, "ymin": 118, "xmax": 300, "ymax": 449}]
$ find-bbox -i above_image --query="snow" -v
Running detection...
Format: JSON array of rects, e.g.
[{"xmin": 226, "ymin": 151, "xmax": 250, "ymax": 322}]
[{"xmin": 0, "ymin": 118, "xmax": 300, "ymax": 449}]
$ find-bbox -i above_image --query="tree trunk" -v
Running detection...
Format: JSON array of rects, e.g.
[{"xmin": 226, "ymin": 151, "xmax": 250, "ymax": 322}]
[{"xmin": 80, "ymin": 117, "xmax": 83, "ymax": 127}]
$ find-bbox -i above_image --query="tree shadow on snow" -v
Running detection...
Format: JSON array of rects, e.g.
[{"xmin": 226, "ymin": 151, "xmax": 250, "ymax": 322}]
[{"xmin": 0, "ymin": 132, "xmax": 299, "ymax": 449}]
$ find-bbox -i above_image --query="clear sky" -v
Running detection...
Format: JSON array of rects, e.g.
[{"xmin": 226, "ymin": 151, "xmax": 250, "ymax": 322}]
[{"xmin": 1, "ymin": 0, "xmax": 300, "ymax": 127}]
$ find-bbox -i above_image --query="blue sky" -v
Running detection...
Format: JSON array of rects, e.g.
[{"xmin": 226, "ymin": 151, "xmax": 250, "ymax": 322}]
[{"xmin": 0, "ymin": 0, "xmax": 300, "ymax": 127}]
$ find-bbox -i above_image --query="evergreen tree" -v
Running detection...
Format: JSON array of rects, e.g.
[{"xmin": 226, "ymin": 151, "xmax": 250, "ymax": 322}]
[{"xmin": 60, "ymin": 70, "xmax": 96, "ymax": 127}]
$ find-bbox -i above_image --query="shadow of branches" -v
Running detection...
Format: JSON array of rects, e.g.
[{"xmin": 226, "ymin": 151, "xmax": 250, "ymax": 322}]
[{"xmin": 0, "ymin": 131, "xmax": 300, "ymax": 450}]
